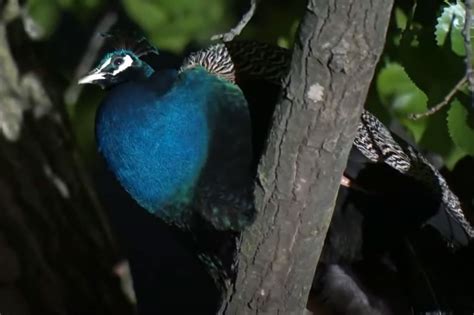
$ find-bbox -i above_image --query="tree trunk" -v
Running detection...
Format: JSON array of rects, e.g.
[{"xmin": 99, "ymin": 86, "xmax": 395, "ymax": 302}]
[
  {"xmin": 0, "ymin": 3, "xmax": 134, "ymax": 315},
  {"xmin": 220, "ymin": 0, "xmax": 394, "ymax": 313}
]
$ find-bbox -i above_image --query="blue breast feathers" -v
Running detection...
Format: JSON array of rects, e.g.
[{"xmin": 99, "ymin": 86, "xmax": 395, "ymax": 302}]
[{"xmin": 96, "ymin": 68, "xmax": 220, "ymax": 222}]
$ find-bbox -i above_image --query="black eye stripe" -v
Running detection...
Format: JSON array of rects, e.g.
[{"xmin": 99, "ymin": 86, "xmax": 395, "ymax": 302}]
[{"xmin": 113, "ymin": 58, "xmax": 124, "ymax": 66}]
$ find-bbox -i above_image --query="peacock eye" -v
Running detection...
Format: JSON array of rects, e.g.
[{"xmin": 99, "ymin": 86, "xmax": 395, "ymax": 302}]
[{"xmin": 113, "ymin": 58, "xmax": 124, "ymax": 66}]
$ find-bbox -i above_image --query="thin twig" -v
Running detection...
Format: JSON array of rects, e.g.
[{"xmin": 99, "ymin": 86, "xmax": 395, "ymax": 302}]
[
  {"xmin": 410, "ymin": 76, "xmax": 467, "ymax": 120},
  {"xmin": 211, "ymin": 0, "xmax": 258, "ymax": 42},
  {"xmin": 64, "ymin": 12, "xmax": 117, "ymax": 105},
  {"xmin": 463, "ymin": 0, "xmax": 474, "ymax": 108}
]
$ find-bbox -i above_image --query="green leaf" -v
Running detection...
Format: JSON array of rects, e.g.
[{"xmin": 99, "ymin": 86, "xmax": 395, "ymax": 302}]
[
  {"xmin": 395, "ymin": 6, "xmax": 408, "ymax": 31},
  {"xmin": 435, "ymin": 1, "xmax": 474, "ymax": 56},
  {"xmin": 376, "ymin": 63, "xmax": 428, "ymax": 142},
  {"xmin": 122, "ymin": 0, "xmax": 226, "ymax": 52},
  {"xmin": 444, "ymin": 145, "xmax": 467, "ymax": 170},
  {"xmin": 26, "ymin": 0, "xmax": 61, "ymax": 38},
  {"xmin": 59, "ymin": 0, "xmax": 102, "ymax": 11},
  {"xmin": 447, "ymin": 99, "xmax": 474, "ymax": 155}
]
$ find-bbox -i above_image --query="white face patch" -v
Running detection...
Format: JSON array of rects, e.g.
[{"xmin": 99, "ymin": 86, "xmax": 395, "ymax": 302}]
[
  {"xmin": 78, "ymin": 71, "xmax": 105, "ymax": 84},
  {"xmin": 112, "ymin": 54, "xmax": 134, "ymax": 76},
  {"xmin": 78, "ymin": 54, "xmax": 135, "ymax": 85},
  {"xmin": 78, "ymin": 57, "xmax": 111, "ymax": 84}
]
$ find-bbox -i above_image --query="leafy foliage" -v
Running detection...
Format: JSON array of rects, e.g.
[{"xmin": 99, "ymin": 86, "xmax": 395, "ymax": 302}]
[
  {"xmin": 373, "ymin": 1, "xmax": 474, "ymax": 169},
  {"xmin": 27, "ymin": 0, "xmax": 103, "ymax": 38},
  {"xmin": 376, "ymin": 62, "xmax": 428, "ymax": 142},
  {"xmin": 121, "ymin": 0, "xmax": 227, "ymax": 51},
  {"xmin": 435, "ymin": 0, "xmax": 474, "ymax": 57},
  {"xmin": 448, "ymin": 98, "xmax": 474, "ymax": 155},
  {"xmin": 26, "ymin": 0, "xmax": 62, "ymax": 37}
]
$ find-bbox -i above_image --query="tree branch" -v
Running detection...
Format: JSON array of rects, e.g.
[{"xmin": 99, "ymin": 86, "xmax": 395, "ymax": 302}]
[
  {"xmin": 410, "ymin": 75, "xmax": 467, "ymax": 120},
  {"xmin": 463, "ymin": 0, "xmax": 474, "ymax": 108},
  {"xmin": 220, "ymin": 0, "xmax": 394, "ymax": 313},
  {"xmin": 64, "ymin": 12, "xmax": 117, "ymax": 105},
  {"xmin": 211, "ymin": 0, "xmax": 258, "ymax": 42}
]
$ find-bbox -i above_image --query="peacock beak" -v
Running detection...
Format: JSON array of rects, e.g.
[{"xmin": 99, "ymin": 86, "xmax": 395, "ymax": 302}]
[{"xmin": 78, "ymin": 68, "xmax": 106, "ymax": 85}]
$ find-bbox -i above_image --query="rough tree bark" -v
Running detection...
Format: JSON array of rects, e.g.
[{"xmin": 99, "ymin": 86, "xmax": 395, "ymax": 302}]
[
  {"xmin": 0, "ymin": 2, "xmax": 134, "ymax": 315},
  {"xmin": 221, "ymin": 0, "xmax": 394, "ymax": 313}
]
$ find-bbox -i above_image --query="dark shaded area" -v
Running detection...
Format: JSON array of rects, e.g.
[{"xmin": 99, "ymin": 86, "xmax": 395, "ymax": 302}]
[
  {"xmin": 312, "ymin": 149, "xmax": 474, "ymax": 314},
  {"xmin": 0, "ymin": 42, "xmax": 133, "ymax": 315},
  {"xmin": 95, "ymin": 162, "xmax": 220, "ymax": 314}
]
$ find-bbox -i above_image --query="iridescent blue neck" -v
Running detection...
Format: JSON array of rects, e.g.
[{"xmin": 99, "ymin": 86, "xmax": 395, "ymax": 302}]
[
  {"xmin": 95, "ymin": 69, "xmax": 210, "ymax": 223},
  {"xmin": 142, "ymin": 63, "xmax": 154, "ymax": 78},
  {"xmin": 128, "ymin": 61, "xmax": 154, "ymax": 82}
]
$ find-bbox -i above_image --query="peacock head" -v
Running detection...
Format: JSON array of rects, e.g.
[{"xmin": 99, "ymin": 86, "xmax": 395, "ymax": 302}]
[{"xmin": 78, "ymin": 38, "xmax": 157, "ymax": 89}]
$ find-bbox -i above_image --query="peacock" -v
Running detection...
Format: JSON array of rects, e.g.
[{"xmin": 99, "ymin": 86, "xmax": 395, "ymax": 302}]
[
  {"xmin": 78, "ymin": 39, "xmax": 256, "ymax": 297},
  {"xmin": 78, "ymin": 37, "xmax": 474, "ymax": 313}
]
